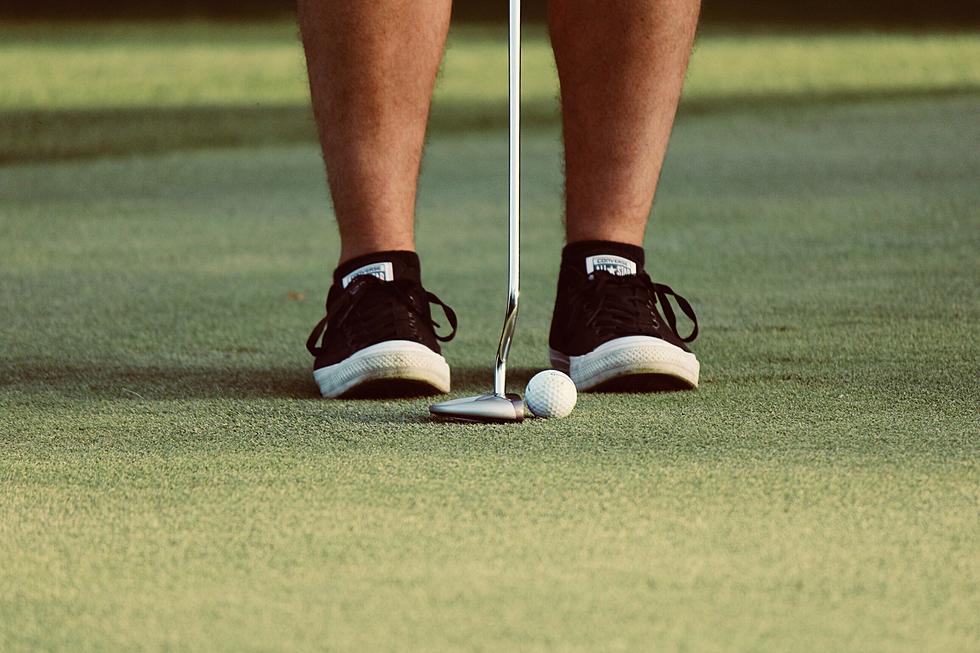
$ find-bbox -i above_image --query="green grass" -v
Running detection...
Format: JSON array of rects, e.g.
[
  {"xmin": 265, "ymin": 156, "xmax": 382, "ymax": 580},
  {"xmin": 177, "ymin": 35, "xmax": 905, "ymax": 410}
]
[{"xmin": 1, "ymin": 22, "xmax": 979, "ymax": 653}]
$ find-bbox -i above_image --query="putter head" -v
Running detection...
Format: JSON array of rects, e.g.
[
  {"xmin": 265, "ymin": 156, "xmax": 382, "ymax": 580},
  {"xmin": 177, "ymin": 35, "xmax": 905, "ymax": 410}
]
[{"xmin": 429, "ymin": 393, "xmax": 525, "ymax": 423}]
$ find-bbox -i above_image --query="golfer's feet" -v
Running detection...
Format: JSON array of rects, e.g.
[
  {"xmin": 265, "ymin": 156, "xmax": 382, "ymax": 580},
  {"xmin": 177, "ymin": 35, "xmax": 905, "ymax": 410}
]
[
  {"xmin": 549, "ymin": 241, "xmax": 700, "ymax": 392},
  {"xmin": 306, "ymin": 251, "xmax": 457, "ymax": 398}
]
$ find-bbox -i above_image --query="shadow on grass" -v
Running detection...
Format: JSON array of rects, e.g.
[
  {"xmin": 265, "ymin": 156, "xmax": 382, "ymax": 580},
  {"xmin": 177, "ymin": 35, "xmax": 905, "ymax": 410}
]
[
  {"xmin": 3, "ymin": 85, "xmax": 977, "ymax": 164},
  {"xmin": 2, "ymin": 362, "xmax": 319, "ymax": 400},
  {"xmin": 1, "ymin": 362, "xmax": 538, "ymax": 403}
]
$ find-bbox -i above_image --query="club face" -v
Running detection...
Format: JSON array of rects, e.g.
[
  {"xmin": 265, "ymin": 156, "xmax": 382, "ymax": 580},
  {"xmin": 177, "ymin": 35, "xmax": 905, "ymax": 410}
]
[{"xmin": 429, "ymin": 393, "xmax": 525, "ymax": 423}]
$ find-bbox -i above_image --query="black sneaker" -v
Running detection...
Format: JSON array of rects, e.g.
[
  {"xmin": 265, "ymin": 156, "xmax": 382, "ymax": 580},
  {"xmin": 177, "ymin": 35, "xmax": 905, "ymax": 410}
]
[
  {"xmin": 548, "ymin": 240, "xmax": 700, "ymax": 392},
  {"xmin": 306, "ymin": 251, "xmax": 457, "ymax": 398}
]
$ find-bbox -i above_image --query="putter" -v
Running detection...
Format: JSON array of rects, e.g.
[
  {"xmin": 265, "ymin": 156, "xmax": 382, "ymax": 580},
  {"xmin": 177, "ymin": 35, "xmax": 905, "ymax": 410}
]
[{"xmin": 429, "ymin": 0, "xmax": 524, "ymax": 423}]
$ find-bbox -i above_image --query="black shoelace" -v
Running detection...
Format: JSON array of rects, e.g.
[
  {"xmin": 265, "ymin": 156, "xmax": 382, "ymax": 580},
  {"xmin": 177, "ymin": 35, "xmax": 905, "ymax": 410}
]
[
  {"xmin": 572, "ymin": 271, "xmax": 699, "ymax": 343},
  {"xmin": 306, "ymin": 277, "xmax": 458, "ymax": 356}
]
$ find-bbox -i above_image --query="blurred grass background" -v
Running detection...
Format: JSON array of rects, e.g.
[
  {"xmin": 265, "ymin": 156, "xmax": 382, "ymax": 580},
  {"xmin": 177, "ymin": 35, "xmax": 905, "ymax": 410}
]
[{"xmin": 2, "ymin": 23, "xmax": 979, "ymax": 161}]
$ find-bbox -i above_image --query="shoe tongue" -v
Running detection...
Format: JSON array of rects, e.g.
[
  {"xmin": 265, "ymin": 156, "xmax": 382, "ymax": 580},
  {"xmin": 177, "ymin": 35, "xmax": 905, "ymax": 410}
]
[
  {"xmin": 585, "ymin": 254, "xmax": 638, "ymax": 277},
  {"xmin": 341, "ymin": 261, "xmax": 395, "ymax": 288},
  {"xmin": 333, "ymin": 250, "xmax": 421, "ymax": 288}
]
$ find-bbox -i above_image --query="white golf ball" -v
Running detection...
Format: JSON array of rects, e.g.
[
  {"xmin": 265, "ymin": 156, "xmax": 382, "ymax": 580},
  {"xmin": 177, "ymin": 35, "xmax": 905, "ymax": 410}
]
[{"xmin": 525, "ymin": 370, "xmax": 577, "ymax": 419}]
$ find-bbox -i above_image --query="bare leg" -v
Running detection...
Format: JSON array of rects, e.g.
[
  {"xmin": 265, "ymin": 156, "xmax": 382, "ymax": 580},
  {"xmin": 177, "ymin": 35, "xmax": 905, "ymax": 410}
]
[
  {"xmin": 549, "ymin": 0, "xmax": 701, "ymax": 246},
  {"xmin": 298, "ymin": 1, "xmax": 452, "ymax": 263}
]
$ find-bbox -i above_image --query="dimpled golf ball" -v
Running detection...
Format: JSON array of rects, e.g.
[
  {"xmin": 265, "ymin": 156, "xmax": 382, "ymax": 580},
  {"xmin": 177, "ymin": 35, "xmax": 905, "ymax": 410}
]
[{"xmin": 525, "ymin": 370, "xmax": 577, "ymax": 418}]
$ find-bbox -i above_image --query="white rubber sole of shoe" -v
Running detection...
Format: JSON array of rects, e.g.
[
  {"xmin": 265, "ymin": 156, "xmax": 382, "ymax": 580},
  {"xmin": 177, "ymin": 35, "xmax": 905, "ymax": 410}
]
[
  {"xmin": 550, "ymin": 335, "xmax": 699, "ymax": 392},
  {"xmin": 313, "ymin": 340, "xmax": 451, "ymax": 398}
]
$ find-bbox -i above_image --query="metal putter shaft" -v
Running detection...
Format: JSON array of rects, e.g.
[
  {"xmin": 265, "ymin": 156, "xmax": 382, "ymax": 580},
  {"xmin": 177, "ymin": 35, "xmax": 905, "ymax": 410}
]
[{"xmin": 429, "ymin": 0, "xmax": 524, "ymax": 423}]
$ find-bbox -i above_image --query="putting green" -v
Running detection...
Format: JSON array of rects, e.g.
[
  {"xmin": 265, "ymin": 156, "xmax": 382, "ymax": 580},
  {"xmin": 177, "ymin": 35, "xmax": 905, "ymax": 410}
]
[{"xmin": 0, "ymin": 23, "xmax": 978, "ymax": 652}]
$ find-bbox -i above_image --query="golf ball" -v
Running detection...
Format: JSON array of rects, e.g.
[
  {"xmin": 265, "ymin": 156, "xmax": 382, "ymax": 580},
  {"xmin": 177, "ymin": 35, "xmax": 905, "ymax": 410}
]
[{"xmin": 525, "ymin": 370, "xmax": 577, "ymax": 418}]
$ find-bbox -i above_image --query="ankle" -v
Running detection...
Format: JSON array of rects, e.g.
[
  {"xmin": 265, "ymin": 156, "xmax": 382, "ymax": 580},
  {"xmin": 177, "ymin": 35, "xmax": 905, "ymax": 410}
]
[{"xmin": 339, "ymin": 239, "xmax": 416, "ymax": 266}]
